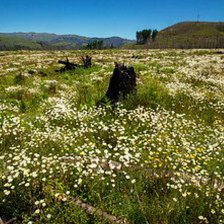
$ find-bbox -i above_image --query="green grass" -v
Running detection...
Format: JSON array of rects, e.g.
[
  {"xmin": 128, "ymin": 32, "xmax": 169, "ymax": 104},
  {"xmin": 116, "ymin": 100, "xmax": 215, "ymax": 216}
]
[{"xmin": 0, "ymin": 49, "xmax": 223, "ymax": 224}]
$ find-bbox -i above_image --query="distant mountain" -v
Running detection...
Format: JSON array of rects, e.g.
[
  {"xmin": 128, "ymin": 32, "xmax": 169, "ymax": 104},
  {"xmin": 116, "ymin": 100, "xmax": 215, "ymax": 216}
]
[
  {"xmin": 148, "ymin": 21, "xmax": 224, "ymax": 49},
  {"xmin": 0, "ymin": 32, "xmax": 134, "ymax": 50}
]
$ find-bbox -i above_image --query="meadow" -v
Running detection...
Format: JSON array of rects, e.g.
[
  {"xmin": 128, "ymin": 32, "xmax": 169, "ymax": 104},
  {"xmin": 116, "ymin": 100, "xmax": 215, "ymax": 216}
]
[{"xmin": 0, "ymin": 49, "xmax": 223, "ymax": 223}]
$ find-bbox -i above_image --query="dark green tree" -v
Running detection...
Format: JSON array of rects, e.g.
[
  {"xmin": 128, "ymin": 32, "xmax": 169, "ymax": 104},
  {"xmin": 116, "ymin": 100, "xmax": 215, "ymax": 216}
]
[
  {"xmin": 136, "ymin": 29, "xmax": 152, "ymax": 44},
  {"xmin": 136, "ymin": 31, "xmax": 142, "ymax": 44},
  {"xmin": 142, "ymin": 29, "xmax": 152, "ymax": 43},
  {"xmin": 86, "ymin": 40, "xmax": 104, "ymax": 50},
  {"xmin": 152, "ymin": 29, "xmax": 158, "ymax": 41}
]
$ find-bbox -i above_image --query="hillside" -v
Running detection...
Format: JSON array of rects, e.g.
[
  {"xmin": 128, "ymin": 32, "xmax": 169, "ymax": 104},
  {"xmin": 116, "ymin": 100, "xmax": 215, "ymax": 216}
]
[
  {"xmin": 149, "ymin": 21, "xmax": 224, "ymax": 48},
  {"xmin": 0, "ymin": 32, "xmax": 134, "ymax": 50},
  {"xmin": 0, "ymin": 36, "xmax": 43, "ymax": 50}
]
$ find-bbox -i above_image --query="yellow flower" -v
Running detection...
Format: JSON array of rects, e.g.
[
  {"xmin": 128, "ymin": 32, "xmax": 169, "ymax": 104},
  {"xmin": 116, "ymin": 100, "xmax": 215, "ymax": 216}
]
[
  {"xmin": 159, "ymin": 162, "xmax": 163, "ymax": 167},
  {"xmin": 195, "ymin": 166, "xmax": 200, "ymax": 171}
]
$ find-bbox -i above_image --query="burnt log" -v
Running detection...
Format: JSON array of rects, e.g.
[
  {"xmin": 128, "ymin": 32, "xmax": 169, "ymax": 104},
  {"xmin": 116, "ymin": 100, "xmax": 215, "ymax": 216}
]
[
  {"xmin": 81, "ymin": 55, "xmax": 92, "ymax": 68},
  {"xmin": 98, "ymin": 63, "xmax": 136, "ymax": 105},
  {"xmin": 57, "ymin": 56, "xmax": 92, "ymax": 72},
  {"xmin": 58, "ymin": 58, "xmax": 79, "ymax": 71}
]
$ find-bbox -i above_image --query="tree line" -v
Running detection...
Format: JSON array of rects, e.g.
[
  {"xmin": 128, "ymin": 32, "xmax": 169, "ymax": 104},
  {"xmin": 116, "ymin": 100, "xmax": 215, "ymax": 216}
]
[
  {"xmin": 85, "ymin": 40, "xmax": 104, "ymax": 50},
  {"xmin": 84, "ymin": 40, "xmax": 114, "ymax": 50},
  {"xmin": 136, "ymin": 29, "xmax": 158, "ymax": 44}
]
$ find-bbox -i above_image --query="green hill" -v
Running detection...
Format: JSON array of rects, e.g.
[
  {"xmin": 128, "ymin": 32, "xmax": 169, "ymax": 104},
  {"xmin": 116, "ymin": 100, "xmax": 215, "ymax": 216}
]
[
  {"xmin": 149, "ymin": 21, "xmax": 224, "ymax": 48},
  {"xmin": 0, "ymin": 36, "xmax": 42, "ymax": 50}
]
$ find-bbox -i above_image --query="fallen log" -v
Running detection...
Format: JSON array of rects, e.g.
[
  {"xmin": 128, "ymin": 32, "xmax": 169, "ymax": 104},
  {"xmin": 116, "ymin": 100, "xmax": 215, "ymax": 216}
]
[
  {"xmin": 57, "ymin": 56, "xmax": 92, "ymax": 72},
  {"xmin": 58, "ymin": 58, "xmax": 79, "ymax": 71},
  {"xmin": 71, "ymin": 197, "xmax": 128, "ymax": 224}
]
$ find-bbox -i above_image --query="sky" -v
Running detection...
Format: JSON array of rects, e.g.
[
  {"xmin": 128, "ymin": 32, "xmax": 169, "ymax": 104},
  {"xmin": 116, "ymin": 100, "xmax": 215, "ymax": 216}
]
[{"xmin": 0, "ymin": 0, "xmax": 224, "ymax": 39}]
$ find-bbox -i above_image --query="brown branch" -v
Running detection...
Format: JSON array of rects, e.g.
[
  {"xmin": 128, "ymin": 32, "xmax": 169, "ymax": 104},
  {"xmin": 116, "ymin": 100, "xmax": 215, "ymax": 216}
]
[
  {"xmin": 0, "ymin": 217, "xmax": 17, "ymax": 224},
  {"xmin": 71, "ymin": 197, "xmax": 128, "ymax": 224},
  {"xmin": 6, "ymin": 218, "xmax": 17, "ymax": 224},
  {"xmin": 0, "ymin": 218, "xmax": 4, "ymax": 224}
]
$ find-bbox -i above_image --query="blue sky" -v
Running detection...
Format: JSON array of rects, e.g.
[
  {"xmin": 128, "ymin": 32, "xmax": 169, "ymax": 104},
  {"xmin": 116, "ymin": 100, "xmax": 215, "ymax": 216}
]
[{"xmin": 0, "ymin": 0, "xmax": 224, "ymax": 39}]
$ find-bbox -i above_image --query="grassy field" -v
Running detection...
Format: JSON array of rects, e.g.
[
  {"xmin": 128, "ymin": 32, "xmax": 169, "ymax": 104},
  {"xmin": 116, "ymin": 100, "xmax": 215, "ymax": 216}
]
[{"xmin": 0, "ymin": 49, "xmax": 224, "ymax": 223}]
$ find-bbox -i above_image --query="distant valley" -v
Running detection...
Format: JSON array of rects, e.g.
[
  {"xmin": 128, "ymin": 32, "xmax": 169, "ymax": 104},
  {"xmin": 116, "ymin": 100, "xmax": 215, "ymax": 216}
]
[{"xmin": 0, "ymin": 32, "xmax": 134, "ymax": 50}]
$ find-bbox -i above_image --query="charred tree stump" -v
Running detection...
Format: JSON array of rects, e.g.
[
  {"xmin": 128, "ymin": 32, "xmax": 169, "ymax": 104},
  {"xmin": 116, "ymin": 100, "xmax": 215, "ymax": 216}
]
[
  {"xmin": 81, "ymin": 55, "xmax": 92, "ymax": 68},
  {"xmin": 98, "ymin": 63, "xmax": 136, "ymax": 105},
  {"xmin": 58, "ymin": 58, "xmax": 79, "ymax": 71}
]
